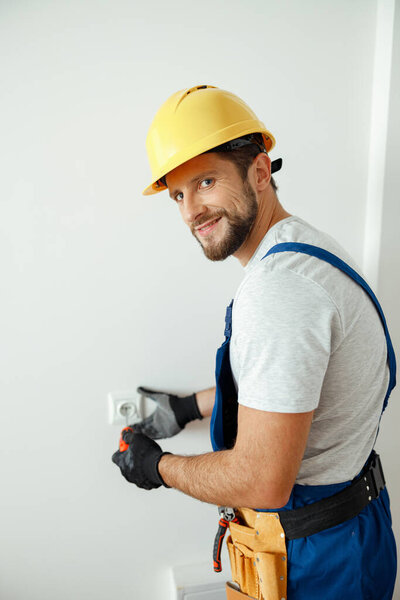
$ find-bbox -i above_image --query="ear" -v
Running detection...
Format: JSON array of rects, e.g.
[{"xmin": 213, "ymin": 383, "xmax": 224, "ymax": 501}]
[{"xmin": 251, "ymin": 153, "xmax": 271, "ymax": 192}]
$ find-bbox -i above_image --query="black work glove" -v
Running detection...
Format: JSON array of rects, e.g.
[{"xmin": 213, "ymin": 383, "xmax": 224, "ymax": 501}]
[
  {"xmin": 131, "ymin": 386, "xmax": 203, "ymax": 439},
  {"xmin": 111, "ymin": 431, "xmax": 171, "ymax": 490}
]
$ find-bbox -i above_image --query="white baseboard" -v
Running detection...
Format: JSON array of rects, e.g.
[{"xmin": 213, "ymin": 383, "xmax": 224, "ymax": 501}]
[{"xmin": 171, "ymin": 561, "xmax": 227, "ymax": 599}]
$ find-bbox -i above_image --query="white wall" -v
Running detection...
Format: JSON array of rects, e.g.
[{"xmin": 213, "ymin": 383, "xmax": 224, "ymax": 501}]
[
  {"xmin": 0, "ymin": 1, "xmax": 397, "ymax": 598},
  {"xmin": 376, "ymin": 1, "xmax": 400, "ymax": 599}
]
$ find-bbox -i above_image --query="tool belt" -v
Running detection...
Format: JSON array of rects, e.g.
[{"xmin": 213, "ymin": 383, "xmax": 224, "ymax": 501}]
[{"xmin": 217, "ymin": 451, "xmax": 386, "ymax": 600}]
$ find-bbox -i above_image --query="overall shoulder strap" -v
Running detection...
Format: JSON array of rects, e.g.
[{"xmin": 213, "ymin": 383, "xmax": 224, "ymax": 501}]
[
  {"xmin": 224, "ymin": 299, "xmax": 234, "ymax": 340},
  {"xmin": 262, "ymin": 242, "xmax": 396, "ymax": 413}
]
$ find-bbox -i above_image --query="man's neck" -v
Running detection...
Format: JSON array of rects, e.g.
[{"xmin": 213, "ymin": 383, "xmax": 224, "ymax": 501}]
[{"xmin": 234, "ymin": 192, "xmax": 292, "ymax": 267}]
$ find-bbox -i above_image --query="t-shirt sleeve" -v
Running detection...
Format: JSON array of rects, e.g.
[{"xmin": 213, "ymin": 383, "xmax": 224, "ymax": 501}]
[{"xmin": 231, "ymin": 267, "xmax": 342, "ymax": 412}]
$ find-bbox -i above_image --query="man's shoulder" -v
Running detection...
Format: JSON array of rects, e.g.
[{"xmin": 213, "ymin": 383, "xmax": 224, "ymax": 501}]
[
  {"xmin": 236, "ymin": 216, "xmax": 365, "ymax": 308},
  {"xmin": 232, "ymin": 216, "xmax": 369, "ymax": 341},
  {"xmin": 263, "ymin": 215, "xmax": 362, "ymax": 274}
]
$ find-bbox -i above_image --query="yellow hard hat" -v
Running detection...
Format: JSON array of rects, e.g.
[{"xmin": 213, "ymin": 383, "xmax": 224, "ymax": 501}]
[{"xmin": 142, "ymin": 84, "xmax": 281, "ymax": 196}]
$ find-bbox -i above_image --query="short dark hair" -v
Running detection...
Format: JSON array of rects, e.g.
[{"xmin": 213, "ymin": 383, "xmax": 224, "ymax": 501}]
[{"xmin": 204, "ymin": 132, "xmax": 278, "ymax": 193}]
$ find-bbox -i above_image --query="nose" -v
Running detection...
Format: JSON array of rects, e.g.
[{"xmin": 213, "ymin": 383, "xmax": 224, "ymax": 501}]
[{"xmin": 181, "ymin": 191, "xmax": 207, "ymax": 227}]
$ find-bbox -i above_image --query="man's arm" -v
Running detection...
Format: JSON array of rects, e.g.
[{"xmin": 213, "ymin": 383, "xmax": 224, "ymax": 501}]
[
  {"xmin": 158, "ymin": 403, "xmax": 314, "ymax": 508},
  {"xmin": 195, "ymin": 386, "xmax": 216, "ymax": 418}
]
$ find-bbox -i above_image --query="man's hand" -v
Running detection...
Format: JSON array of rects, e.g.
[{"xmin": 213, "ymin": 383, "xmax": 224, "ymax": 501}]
[
  {"xmin": 131, "ymin": 386, "xmax": 202, "ymax": 439},
  {"xmin": 111, "ymin": 432, "xmax": 170, "ymax": 490}
]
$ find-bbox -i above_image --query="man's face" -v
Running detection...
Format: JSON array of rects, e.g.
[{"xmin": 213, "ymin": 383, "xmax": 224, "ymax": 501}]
[{"xmin": 165, "ymin": 153, "xmax": 258, "ymax": 261}]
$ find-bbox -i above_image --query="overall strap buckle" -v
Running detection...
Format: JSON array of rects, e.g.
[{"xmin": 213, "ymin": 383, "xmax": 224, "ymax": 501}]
[{"xmin": 224, "ymin": 300, "xmax": 234, "ymax": 339}]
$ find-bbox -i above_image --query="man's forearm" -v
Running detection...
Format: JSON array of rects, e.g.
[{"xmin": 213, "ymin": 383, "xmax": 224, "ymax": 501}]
[
  {"xmin": 158, "ymin": 449, "xmax": 283, "ymax": 509},
  {"xmin": 195, "ymin": 386, "xmax": 216, "ymax": 418}
]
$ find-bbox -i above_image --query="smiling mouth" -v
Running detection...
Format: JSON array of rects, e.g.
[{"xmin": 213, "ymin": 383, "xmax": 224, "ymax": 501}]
[{"xmin": 196, "ymin": 217, "xmax": 222, "ymax": 236}]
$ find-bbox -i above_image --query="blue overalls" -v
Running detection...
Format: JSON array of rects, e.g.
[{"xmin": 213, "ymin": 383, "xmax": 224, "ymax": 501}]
[{"xmin": 210, "ymin": 243, "xmax": 397, "ymax": 599}]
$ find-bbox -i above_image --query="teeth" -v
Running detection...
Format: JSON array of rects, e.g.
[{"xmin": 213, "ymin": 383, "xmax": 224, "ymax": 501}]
[{"xmin": 200, "ymin": 218, "xmax": 218, "ymax": 231}]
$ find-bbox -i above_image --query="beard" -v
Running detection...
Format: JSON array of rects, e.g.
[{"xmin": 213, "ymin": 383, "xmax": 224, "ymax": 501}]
[{"xmin": 191, "ymin": 178, "xmax": 258, "ymax": 261}]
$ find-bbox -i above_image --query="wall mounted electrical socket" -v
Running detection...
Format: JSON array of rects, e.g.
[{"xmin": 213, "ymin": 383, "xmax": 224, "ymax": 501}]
[{"xmin": 108, "ymin": 390, "xmax": 156, "ymax": 426}]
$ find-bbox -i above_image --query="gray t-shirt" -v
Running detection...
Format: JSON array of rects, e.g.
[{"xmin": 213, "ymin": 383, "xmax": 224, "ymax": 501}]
[{"xmin": 230, "ymin": 215, "xmax": 389, "ymax": 485}]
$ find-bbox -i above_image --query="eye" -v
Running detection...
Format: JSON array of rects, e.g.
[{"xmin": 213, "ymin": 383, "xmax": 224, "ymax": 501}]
[
  {"xmin": 199, "ymin": 178, "xmax": 214, "ymax": 189},
  {"xmin": 174, "ymin": 192, "xmax": 184, "ymax": 203}
]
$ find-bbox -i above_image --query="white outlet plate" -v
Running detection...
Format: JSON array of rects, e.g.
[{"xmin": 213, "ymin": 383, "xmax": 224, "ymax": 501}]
[{"xmin": 108, "ymin": 390, "xmax": 156, "ymax": 426}]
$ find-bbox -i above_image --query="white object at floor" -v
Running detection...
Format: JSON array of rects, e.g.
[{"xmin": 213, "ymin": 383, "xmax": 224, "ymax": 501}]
[{"xmin": 171, "ymin": 561, "xmax": 226, "ymax": 599}]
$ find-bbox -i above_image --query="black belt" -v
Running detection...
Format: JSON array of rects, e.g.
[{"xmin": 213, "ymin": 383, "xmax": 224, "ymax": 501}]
[{"xmin": 278, "ymin": 450, "xmax": 386, "ymax": 540}]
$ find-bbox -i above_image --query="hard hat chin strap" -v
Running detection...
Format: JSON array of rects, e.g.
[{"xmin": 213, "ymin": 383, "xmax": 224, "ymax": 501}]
[
  {"xmin": 206, "ymin": 133, "xmax": 284, "ymax": 176},
  {"xmin": 205, "ymin": 134, "xmax": 283, "ymax": 175}
]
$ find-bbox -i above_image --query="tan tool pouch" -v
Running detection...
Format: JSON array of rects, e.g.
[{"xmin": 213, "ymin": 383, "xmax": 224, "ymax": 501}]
[{"xmin": 226, "ymin": 507, "xmax": 287, "ymax": 600}]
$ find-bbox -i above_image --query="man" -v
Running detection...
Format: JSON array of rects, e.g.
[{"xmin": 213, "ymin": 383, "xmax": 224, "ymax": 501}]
[{"xmin": 112, "ymin": 85, "xmax": 397, "ymax": 599}]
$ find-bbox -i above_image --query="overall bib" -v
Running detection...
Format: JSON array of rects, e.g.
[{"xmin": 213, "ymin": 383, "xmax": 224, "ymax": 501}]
[{"xmin": 210, "ymin": 243, "xmax": 397, "ymax": 600}]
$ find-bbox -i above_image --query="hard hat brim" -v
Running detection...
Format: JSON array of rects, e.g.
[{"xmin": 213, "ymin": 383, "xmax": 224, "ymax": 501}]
[{"xmin": 142, "ymin": 123, "xmax": 276, "ymax": 196}]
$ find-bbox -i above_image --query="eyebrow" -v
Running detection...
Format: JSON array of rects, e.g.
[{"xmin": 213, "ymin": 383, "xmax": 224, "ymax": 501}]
[{"xmin": 169, "ymin": 170, "xmax": 219, "ymax": 198}]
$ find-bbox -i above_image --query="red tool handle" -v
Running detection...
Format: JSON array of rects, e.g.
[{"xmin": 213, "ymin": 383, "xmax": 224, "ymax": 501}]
[
  {"xmin": 213, "ymin": 518, "xmax": 229, "ymax": 572},
  {"xmin": 119, "ymin": 427, "xmax": 134, "ymax": 452},
  {"xmin": 213, "ymin": 516, "xmax": 240, "ymax": 572}
]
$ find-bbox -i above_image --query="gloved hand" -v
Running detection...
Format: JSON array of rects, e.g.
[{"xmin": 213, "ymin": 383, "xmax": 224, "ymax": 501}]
[
  {"xmin": 131, "ymin": 386, "xmax": 203, "ymax": 439},
  {"xmin": 111, "ymin": 431, "xmax": 171, "ymax": 490}
]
